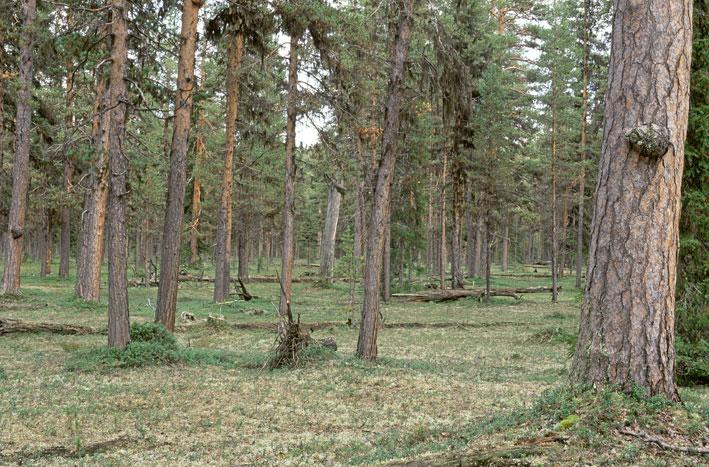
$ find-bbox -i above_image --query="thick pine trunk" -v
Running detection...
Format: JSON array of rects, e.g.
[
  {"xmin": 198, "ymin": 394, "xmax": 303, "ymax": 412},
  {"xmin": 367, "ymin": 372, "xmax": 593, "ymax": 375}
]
[
  {"xmin": 2, "ymin": 0, "xmax": 35, "ymax": 295},
  {"xmin": 278, "ymin": 36, "xmax": 299, "ymax": 318},
  {"xmin": 320, "ymin": 183, "xmax": 343, "ymax": 283},
  {"xmin": 106, "ymin": 0, "xmax": 130, "ymax": 348},
  {"xmin": 155, "ymin": 0, "xmax": 201, "ymax": 331},
  {"xmin": 213, "ymin": 31, "xmax": 244, "ymax": 302},
  {"xmin": 571, "ymin": 0, "xmax": 692, "ymax": 400},
  {"xmin": 357, "ymin": 0, "xmax": 413, "ymax": 359},
  {"xmin": 75, "ymin": 76, "xmax": 109, "ymax": 302}
]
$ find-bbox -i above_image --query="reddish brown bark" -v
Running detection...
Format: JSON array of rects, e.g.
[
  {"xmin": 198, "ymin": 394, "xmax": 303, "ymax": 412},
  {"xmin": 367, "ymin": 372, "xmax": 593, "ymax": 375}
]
[
  {"xmin": 571, "ymin": 0, "xmax": 693, "ymax": 400},
  {"xmin": 106, "ymin": 0, "xmax": 130, "ymax": 348},
  {"xmin": 155, "ymin": 0, "xmax": 202, "ymax": 331},
  {"xmin": 75, "ymin": 72, "xmax": 109, "ymax": 302},
  {"xmin": 2, "ymin": 0, "xmax": 35, "ymax": 295}
]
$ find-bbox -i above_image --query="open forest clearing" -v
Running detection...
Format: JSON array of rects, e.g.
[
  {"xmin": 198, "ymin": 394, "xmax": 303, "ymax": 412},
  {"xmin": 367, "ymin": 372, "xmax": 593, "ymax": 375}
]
[
  {"xmin": 1, "ymin": 0, "xmax": 707, "ymax": 465},
  {"xmin": 1, "ymin": 263, "xmax": 707, "ymax": 465}
]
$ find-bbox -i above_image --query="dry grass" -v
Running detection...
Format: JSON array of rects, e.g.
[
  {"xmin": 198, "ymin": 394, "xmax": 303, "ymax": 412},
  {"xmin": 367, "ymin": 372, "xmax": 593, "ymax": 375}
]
[{"xmin": 0, "ymin": 262, "xmax": 706, "ymax": 465}]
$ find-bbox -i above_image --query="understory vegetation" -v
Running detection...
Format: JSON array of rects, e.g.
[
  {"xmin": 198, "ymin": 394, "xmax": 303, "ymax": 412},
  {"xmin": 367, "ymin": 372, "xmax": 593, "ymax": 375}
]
[{"xmin": 0, "ymin": 262, "xmax": 706, "ymax": 465}]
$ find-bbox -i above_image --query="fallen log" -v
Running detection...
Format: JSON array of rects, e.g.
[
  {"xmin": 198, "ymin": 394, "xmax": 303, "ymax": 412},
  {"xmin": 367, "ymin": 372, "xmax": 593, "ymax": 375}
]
[
  {"xmin": 0, "ymin": 318, "xmax": 95, "ymax": 336},
  {"xmin": 391, "ymin": 286, "xmax": 561, "ymax": 303}
]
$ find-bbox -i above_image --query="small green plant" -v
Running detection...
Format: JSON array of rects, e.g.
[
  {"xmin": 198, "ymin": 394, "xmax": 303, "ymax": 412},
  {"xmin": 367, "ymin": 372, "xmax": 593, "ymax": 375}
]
[
  {"xmin": 675, "ymin": 337, "xmax": 709, "ymax": 386},
  {"xmin": 0, "ymin": 366, "xmax": 6, "ymax": 380}
]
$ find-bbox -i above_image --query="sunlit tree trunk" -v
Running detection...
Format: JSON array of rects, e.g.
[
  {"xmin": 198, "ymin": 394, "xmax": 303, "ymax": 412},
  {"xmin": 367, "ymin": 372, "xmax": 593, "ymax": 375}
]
[
  {"xmin": 155, "ymin": 0, "xmax": 202, "ymax": 331},
  {"xmin": 2, "ymin": 0, "xmax": 36, "ymax": 295},
  {"xmin": 572, "ymin": 0, "xmax": 692, "ymax": 400}
]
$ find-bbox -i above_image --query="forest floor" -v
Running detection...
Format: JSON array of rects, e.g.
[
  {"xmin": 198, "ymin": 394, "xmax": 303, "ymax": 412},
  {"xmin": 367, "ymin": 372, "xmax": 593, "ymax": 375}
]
[{"xmin": 0, "ymin": 262, "xmax": 707, "ymax": 466}]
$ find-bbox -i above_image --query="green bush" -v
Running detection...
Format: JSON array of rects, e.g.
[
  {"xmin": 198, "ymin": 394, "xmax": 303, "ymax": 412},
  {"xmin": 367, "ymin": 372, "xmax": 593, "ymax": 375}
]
[
  {"xmin": 65, "ymin": 323, "xmax": 234, "ymax": 373},
  {"xmin": 676, "ymin": 337, "xmax": 709, "ymax": 386}
]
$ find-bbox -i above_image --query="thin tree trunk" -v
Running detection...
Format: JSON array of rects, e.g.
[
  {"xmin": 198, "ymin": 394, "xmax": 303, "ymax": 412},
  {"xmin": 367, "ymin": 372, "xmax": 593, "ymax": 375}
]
[
  {"xmin": 473, "ymin": 215, "xmax": 482, "ymax": 276},
  {"xmin": 2, "ymin": 0, "xmax": 35, "ymax": 295},
  {"xmin": 213, "ymin": 31, "xmax": 244, "ymax": 302},
  {"xmin": 382, "ymin": 219, "xmax": 391, "ymax": 301},
  {"xmin": 550, "ymin": 66, "xmax": 559, "ymax": 303},
  {"xmin": 465, "ymin": 184, "xmax": 474, "ymax": 277},
  {"xmin": 575, "ymin": 0, "xmax": 591, "ymax": 290},
  {"xmin": 190, "ymin": 37, "xmax": 208, "ymax": 266},
  {"xmin": 439, "ymin": 151, "xmax": 448, "ymax": 289},
  {"xmin": 357, "ymin": 0, "xmax": 414, "ymax": 359},
  {"xmin": 155, "ymin": 0, "xmax": 201, "ymax": 331},
  {"xmin": 571, "ymin": 0, "xmax": 692, "ymax": 400},
  {"xmin": 450, "ymin": 161, "xmax": 464, "ymax": 289},
  {"xmin": 502, "ymin": 219, "xmax": 509, "ymax": 272},
  {"xmin": 106, "ymin": 0, "xmax": 130, "ymax": 348},
  {"xmin": 59, "ymin": 42, "xmax": 75, "ymax": 279},
  {"xmin": 75, "ymin": 73, "xmax": 109, "ymax": 301},
  {"xmin": 320, "ymin": 183, "xmax": 343, "ymax": 282},
  {"xmin": 278, "ymin": 34, "xmax": 299, "ymax": 319},
  {"xmin": 40, "ymin": 212, "xmax": 52, "ymax": 277},
  {"xmin": 484, "ymin": 213, "xmax": 491, "ymax": 301}
]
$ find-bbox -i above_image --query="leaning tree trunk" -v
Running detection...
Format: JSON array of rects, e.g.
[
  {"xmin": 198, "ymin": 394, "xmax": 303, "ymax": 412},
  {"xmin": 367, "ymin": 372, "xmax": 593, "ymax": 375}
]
[
  {"xmin": 155, "ymin": 0, "xmax": 201, "ymax": 331},
  {"xmin": 106, "ymin": 0, "xmax": 130, "ymax": 348},
  {"xmin": 75, "ymin": 73, "xmax": 109, "ymax": 302},
  {"xmin": 2, "ymin": 0, "xmax": 35, "ymax": 295},
  {"xmin": 319, "ymin": 182, "xmax": 343, "ymax": 283},
  {"xmin": 213, "ymin": 30, "xmax": 244, "ymax": 302},
  {"xmin": 357, "ymin": 0, "xmax": 414, "ymax": 360},
  {"xmin": 278, "ymin": 35, "xmax": 299, "ymax": 319},
  {"xmin": 571, "ymin": 0, "xmax": 692, "ymax": 401}
]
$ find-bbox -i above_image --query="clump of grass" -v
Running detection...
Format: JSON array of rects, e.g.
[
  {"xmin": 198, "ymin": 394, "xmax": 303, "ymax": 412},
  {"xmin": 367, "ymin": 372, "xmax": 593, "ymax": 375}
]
[
  {"xmin": 65, "ymin": 322, "xmax": 234, "ymax": 373},
  {"xmin": 0, "ymin": 366, "xmax": 6, "ymax": 380},
  {"xmin": 530, "ymin": 326, "xmax": 577, "ymax": 349}
]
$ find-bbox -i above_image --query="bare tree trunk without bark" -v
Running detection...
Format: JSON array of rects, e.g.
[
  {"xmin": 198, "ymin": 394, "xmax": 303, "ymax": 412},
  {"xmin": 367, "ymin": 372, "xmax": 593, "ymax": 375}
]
[{"xmin": 320, "ymin": 183, "xmax": 343, "ymax": 283}]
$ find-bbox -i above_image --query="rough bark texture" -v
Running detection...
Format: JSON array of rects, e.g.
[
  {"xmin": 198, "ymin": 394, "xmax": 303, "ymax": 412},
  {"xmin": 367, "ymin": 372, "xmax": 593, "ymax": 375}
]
[
  {"xmin": 106, "ymin": 0, "xmax": 130, "ymax": 348},
  {"xmin": 450, "ymin": 161, "xmax": 465, "ymax": 289},
  {"xmin": 213, "ymin": 31, "xmax": 244, "ymax": 302},
  {"xmin": 465, "ymin": 185, "xmax": 474, "ymax": 277},
  {"xmin": 155, "ymin": 0, "xmax": 201, "ymax": 331},
  {"xmin": 571, "ymin": 0, "xmax": 692, "ymax": 400},
  {"xmin": 75, "ymin": 73, "xmax": 109, "ymax": 302},
  {"xmin": 278, "ymin": 36, "xmax": 299, "ymax": 318},
  {"xmin": 2, "ymin": 0, "xmax": 35, "ymax": 295},
  {"xmin": 319, "ymin": 183, "xmax": 343, "ymax": 282},
  {"xmin": 550, "ymin": 66, "xmax": 559, "ymax": 303},
  {"xmin": 439, "ymin": 151, "xmax": 448, "ymax": 289},
  {"xmin": 357, "ymin": 0, "xmax": 414, "ymax": 359}
]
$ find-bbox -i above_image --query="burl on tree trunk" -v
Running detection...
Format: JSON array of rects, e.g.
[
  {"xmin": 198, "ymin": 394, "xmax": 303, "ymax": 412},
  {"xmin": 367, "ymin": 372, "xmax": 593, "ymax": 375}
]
[{"xmin": 571, "ymin": 0, "xmax": 693, "ymax": 400}]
